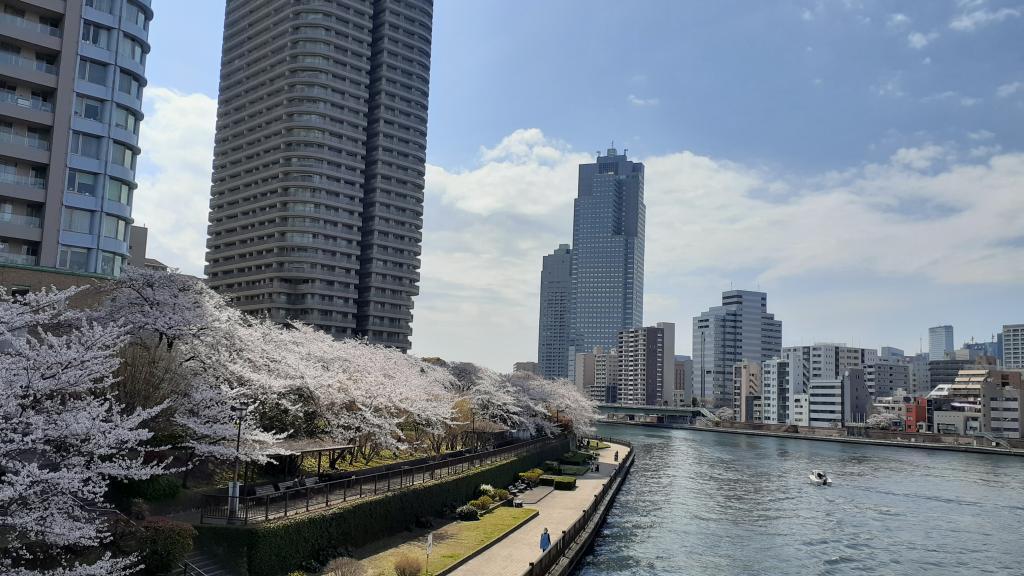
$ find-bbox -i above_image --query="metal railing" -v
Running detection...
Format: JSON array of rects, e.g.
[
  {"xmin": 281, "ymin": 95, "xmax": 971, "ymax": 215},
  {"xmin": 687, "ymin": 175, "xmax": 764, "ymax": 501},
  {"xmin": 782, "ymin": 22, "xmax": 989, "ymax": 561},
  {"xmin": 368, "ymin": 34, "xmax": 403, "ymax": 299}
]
[
  {"xmin": 524, "ymin": 437, "xmax": 634, "ymax": 576},
  {"xmin": 179, "ymin": 560, "xmax": 211, "ymax": 576},
  {"xmin": 200, "ymin": 436, "xmax": 563, "ymax": 525}
]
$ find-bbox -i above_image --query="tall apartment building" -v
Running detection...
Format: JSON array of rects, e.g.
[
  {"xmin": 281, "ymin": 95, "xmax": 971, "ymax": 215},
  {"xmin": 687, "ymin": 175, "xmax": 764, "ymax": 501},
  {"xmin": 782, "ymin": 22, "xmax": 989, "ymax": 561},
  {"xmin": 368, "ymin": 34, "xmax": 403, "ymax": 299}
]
[
  {"xmin": 782, "ymin": 343, "xmax": 877, "ymax": 383},
  {"xmin": 673, "ymin": 354, "xmax": 692, "ymax": 407},
  {"xmin": 1003, "ymin": 324, "xmax": 1024, "ymax": 369},
  {"xmin": 761, "ymin": 358, "xmax": 789, "ymax": 424},
  {"xmin": 806, "ymin": 368, "xmax": 869, "ymax": 428},
  {"xmin": 537, "ymin": 244, "xmax": 572, "ymax": 378},
  {"xmin": 0, "ymin": 0, "xmax": 152, "ymax": 274},
  {"xmin": 929, "ymin": 325, "xmax": 954, "ymax": 361},
  {"xmin": 693, "ymin": 290, "xmax": 781, "ymax": 408},
  {"xmin": 616, "ymin": 322, "xmax": 673, "ymax": 406},
  {"xmin": 573, "ymin": 345, "xmax": 617, "ymax": 403},
  {"xmin": 732, "ymin": 360, "xmax": 762, "ymax": 422},
  {"xmin": 512, "ymin": 361, "xmax": 540, "ymax": 376},
  {"xmin": 569, "ymin": 147, "xmax": 644, "ymax": 359},
  {"xmin": 204, "ymin": 0, "xmax": 433, "ymax": 350}
]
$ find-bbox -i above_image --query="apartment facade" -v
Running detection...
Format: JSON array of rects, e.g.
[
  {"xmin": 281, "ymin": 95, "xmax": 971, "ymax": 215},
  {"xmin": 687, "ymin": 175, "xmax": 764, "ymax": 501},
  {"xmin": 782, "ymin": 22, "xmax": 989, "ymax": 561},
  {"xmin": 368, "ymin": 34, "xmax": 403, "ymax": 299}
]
[
  {"xmin": 0, "ymin": 0, "xmax": 152, "ymax": 275},
  {"xmin": 616, "ymin": 322, "xmax": 673, "ymax": 406},
  {"xmin": 573, "ymin": 345, "xmax": 617, "ymax": 403},
  {"xmin": 205, "ymin": 0, "xmax": 433, "ymax": 350},
  {"xmin": 1003, "ymin": 324, "xmax": 1024, "ymax": 369},
  {"xmin": 692, "ymin": 290, "xmax": 782, "ymax": 408},
  {"xmin": 865, "ymin": 359, "xmax": 909, "ymax": 398},
  {"xmin": 806, "ymin": 368, "xmax": 869, "ymax": 428},
  {"xmin": 761, "ymin": 357, "xmax": 789, "ymax": 424},
  {"xmin": 538, "ymin": 243, "xmax": 572, "ymax": 378},
  {"xmin": 732, "ymin": 359, "xmax": 762, "ymax": 422}
]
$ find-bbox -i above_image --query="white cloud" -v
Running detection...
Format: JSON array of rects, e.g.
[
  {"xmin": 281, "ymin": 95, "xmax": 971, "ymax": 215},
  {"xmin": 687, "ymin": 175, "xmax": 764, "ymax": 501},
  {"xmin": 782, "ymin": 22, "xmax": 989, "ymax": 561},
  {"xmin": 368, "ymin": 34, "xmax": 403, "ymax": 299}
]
[
  {"xmin": 950, "ymin": 4, "xmax": 1021, "ymax": 30},
  {"xmin": 907, "ymin": 31, "xmax": 938, "ymax": 49},
  {"xmin": 968, "ymin": 129, "xmax": 995, "ymax": 140},
  {"xmin": 872, "ymin": 76, "xmax": 905, "ymax": 98},
  {"xmin": 887, "ymin": 13, "xmax": 911, "ymax": 28},
  {"xmin": 996, "ymin": 81, "xmax": 1023, "ymax": 98},
  {"xmin": 627, "ymin": 94, "xmax": 660, "ymax": 107},
  {"xmin": 416, "ymin": 129, "xmax": 1024, "ymax": 368},
  {"xmin": 133, "ymin": 88, "xmax": 217, "ymax": 276},
  {"xmin": 922, "ymin": 57, "xmax": 932, "ymax": 65},
  {"xmin": 969, "ymin": 144, "xmax": 1002, "ymax": 157},
  {"xmin": 960, "ymin": 96, "xmax": 981, "ymax": 106},
  {"xmin": 920, "ymin": 91, "xmax": 981, "ymax": 106}
]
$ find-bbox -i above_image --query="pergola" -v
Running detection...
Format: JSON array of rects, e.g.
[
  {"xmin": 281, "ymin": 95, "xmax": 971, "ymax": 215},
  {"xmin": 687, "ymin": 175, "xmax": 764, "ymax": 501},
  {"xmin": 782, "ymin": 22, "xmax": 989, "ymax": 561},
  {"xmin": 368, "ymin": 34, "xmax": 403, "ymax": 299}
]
[{"xmin": 274, "ymin": 438, "xmax": 356, "ymax": 478}]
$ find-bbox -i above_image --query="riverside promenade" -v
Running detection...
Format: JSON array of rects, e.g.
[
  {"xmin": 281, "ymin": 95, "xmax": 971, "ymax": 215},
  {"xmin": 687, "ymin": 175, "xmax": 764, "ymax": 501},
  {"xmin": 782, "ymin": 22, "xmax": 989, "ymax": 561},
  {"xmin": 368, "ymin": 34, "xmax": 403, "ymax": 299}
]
[{"xmin": 449, "ymin": 441, "xmax": 629, "ymax": 576}]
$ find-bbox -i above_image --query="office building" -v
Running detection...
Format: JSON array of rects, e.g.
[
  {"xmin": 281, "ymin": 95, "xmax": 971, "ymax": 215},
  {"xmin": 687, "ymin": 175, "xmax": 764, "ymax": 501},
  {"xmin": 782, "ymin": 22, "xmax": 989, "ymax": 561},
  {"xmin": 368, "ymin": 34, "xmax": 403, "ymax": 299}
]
[
  {"xmin": 126, "ymin": 224, "xmax": 164, "ymax": 270},
  {"xmin": 1004, "ymin": 324, "xmax": 1024, "ymax": 369},
  {"xmin": 673, "ymin": 354, "xmax": 692, "ymax": 407},
  {"xmin": 692, "ymin": 290, "xmax": 782, "ymax": 408},
  {"xmin": 204, "ymin": 0, "xmax": 433, "ymax": 350},
  {"xmin": 929, "ymin": 358, "xmax": 975, "ymax": 391},
  {"xmin": 928, "ymin": 369, "xmax": 1023, "ymax": 438},
  {"xmin": 865, "ymin": 360, "xmax": 909, "ymax": 398},
  {"xmin": 907, "ymin": 352, "xmax": 931, "ymax": 397},
  {"xmin": 616, "ymin": 322, "xmax": 673, "ymax": 406},
  {"xmin": 569, "ymin": 147, "xmax": 644, "ymax": 358},
  {"xmin": 929, "ymin": 325, "xmax": 954, "ymax": 361},
  {"xmin": 0, "ymin": 0, "xmax": 152, "ymax": 275},
  {"xmin": 732, "ymin": 360, "xmax": 761, "ymax": 422},
  {"xmin": 806, "ymin": 368, "xmax": 869, "ymax": 428},
  {"xmin": 782, "ymin": 343, "xmax": 878, "ymax": 381},
  {"xmin": 573, "ymin": 346, "xmax": 616, "ymax": 403},
  {"xmin": 879, "ymin": 346, "xmax": 904, "ymax": 360},
  {"xmin": 537, "ymin": 244, "xmax": 572, "ymax": 378},
  {"xmin": 512, "ymin": 361, "xmax": 541, "ymax": 377},
  {"xmin": 761, "ymin": 357, "xmax": 789, "ymax": 424}
]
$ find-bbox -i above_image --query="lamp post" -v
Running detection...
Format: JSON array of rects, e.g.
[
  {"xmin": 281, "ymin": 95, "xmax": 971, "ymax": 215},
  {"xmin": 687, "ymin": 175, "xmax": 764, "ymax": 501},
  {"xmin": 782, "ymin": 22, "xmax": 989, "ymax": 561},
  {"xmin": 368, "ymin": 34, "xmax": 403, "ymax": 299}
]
[{"xmin": 228, "ymin": 403, "xmax": 249, "ymax": 524}]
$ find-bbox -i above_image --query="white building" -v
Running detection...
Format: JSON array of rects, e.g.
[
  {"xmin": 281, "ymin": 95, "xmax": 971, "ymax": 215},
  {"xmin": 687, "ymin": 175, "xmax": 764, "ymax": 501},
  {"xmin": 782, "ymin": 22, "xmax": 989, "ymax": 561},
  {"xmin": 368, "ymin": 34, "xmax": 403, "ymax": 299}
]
[
  {"xmin": 574, "ymin": 346, "xmax": 617, "ymax": 403},
  {"xmin": 761, "ymin": 358, "xmax": 790, "ymax": 424},
  {"xmin": 732, "ymin": 360, "xmax": 762, "ymax": 422},
  {"xmin": 806, "ymin": 369, "xmax": 869, "ymax": 428},
  {"xmin": 616, "ymin": 322, "xmax": 674, "ymax": 406},
  {"xmin": 791, "ymin": 394, "xmax": 810, "ymax": 426},
  {"xmin": 1003, "ymin": 324, "xmax": 1024, "ymax": 369}
]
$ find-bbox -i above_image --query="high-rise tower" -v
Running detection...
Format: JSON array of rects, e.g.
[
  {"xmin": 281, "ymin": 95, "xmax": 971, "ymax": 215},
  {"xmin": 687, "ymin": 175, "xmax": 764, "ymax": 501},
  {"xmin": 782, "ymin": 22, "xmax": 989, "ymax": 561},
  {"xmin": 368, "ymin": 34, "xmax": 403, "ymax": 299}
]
[
  {"xmin": 569, "ymin": 147, "xmax": 644, "ymax": 356},
  {"xmin": 537, "ymin": 243, "xmax": 571, "ymax": 378},
  {"xmin": 0, "ymin": 0, "xmax": 152, "ymax": 275},
  {"xmin": 205, "ymin": 0, "xmax": 432, "ymax": 350}
]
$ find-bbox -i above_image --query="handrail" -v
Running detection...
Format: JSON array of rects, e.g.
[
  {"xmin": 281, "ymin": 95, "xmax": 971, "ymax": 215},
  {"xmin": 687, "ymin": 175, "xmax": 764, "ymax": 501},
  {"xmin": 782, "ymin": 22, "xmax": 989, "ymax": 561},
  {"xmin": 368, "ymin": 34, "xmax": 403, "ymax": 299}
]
[
  {"xmin": 524, "ymin": 437, "xmax": 634, "ymax": 576},
  {"xmin": 199, "ymin": 436, "xmax": 565, "ymax": 524}
]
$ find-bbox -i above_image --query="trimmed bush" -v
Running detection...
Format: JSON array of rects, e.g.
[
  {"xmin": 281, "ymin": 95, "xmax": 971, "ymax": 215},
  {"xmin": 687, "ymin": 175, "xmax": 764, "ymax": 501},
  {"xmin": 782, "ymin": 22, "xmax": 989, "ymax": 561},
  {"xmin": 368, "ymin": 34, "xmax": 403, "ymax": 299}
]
[
  {"xmin": 553, "ymin": 477, "xmax": 577, "ymax": 491},
  {"xmin": 560, "ymin": 451, "xmax": 593, "ymax": 466},
  {"xmin": 324, "ymin": 557, "xmax": 367, "ymax": 576},
  {"xmin": 455, "ymin": 504, "xmax": 480, "ymax": 521},
  {"xmin": 393, "ymin": 554, "xmax": 423, "ymax": 576},
  {"xmin": 139, "ymin": 518, "xmax": 196, "ymax": 576},
  {"xmin": 542, "ymin": 460, "xmax": 560, "ymax": 473},
  {"xmin": 468, "ymin": 495, "xmax": 493, "ymax": 511},
  {"xmin": 493, "ymin": 489, "xmax": 510, "ymax": 501},
  {"xmin": 194, "ymin": 438, "xmax": 571, "ymax": 576},
  {"xmin": 518, "ymin": 468, "xmax": 545, "ymax": 487}
]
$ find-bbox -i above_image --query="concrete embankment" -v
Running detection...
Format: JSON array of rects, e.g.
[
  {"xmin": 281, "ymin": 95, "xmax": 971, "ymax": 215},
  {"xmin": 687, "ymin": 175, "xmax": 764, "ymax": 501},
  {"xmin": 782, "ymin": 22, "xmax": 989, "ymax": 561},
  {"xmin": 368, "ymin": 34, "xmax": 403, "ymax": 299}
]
[{"xmin": 601, "ymin": 419, "xmax": 1023, "ymax": 457}]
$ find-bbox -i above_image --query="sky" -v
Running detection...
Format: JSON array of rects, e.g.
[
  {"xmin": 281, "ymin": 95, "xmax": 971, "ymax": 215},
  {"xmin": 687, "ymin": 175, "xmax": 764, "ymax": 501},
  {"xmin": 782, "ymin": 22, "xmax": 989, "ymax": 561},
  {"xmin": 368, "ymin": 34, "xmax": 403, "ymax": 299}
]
[{"xmin": 134, "ymin": 0, "xmax": 1024, "ymax": 371}]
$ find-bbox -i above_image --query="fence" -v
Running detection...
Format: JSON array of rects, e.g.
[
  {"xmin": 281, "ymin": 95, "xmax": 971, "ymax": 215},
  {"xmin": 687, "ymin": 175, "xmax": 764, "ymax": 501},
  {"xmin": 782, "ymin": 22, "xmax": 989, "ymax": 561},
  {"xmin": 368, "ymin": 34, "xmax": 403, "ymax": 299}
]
[
  {"xmin": 200, "ymin": 436, "xmax": 563, "ymax": 524},
  {"xmin": 523, "ymin": 437, "xmax": 634, "ymax": 576}
]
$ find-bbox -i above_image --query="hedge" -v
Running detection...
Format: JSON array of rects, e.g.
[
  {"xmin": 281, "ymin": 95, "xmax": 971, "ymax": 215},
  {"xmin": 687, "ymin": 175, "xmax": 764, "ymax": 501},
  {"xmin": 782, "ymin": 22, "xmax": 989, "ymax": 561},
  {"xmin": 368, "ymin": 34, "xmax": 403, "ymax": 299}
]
[
  {"xmin": 196, "ymin": 437, "xmax": 569, "ymax": 576},
  {"xmin": 539, "ymin": 475, "xmax": 577, "ymax": 490},
  {"xmin": 139, "ymin": 518, "xmax": 196, "ymax": 575}
]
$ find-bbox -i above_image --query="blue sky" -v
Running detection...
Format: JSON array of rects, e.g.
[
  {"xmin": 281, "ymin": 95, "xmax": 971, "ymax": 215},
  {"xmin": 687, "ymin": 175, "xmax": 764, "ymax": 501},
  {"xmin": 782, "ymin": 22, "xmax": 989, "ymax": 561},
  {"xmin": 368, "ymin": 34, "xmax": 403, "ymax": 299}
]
[{"xmin": 135, "ymin": 0, "xmax": 1024, "ymax": 370}]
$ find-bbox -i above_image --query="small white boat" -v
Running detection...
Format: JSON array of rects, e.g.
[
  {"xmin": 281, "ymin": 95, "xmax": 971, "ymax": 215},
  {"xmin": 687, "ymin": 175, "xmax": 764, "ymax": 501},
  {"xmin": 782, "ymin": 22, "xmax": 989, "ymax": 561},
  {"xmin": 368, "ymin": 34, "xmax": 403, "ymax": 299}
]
[{"xmin": 808, "ymin": 470, "xmax": 833, "ymax": 486}]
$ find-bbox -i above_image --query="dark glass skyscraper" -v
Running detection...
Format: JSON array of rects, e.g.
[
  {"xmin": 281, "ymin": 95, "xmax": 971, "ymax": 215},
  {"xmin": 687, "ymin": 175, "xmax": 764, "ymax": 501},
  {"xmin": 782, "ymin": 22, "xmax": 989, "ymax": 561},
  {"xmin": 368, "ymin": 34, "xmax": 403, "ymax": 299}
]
[
  {"xmin": 205, "ymin": 0, "xmax": 432, "ymax": 350},
  {"xmin": 569, "ymin": 147, "xmax": 645, "ymax": 358}
]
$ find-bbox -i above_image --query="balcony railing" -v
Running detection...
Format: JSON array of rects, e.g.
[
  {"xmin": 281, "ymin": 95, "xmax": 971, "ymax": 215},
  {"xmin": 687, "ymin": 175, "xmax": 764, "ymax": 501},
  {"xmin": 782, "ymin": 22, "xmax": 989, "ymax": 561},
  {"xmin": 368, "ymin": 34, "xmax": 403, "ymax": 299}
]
[
  {"xmin": 0, "ymin": 51, "xmax": 57, "ymax": 74},
  {"xmin": 0, "ymin": 131, "xmax": 50, "ymax": 150},
  {"xmin": 0, "ymin": 252, "xmax": 39, "ymax": 266},
  {"xmin": 0, "ymin": 213, "xmax": 41, "ymax": 227},
  {"xmin": 0, "ymin": 171, "xmax": 46, "ymax": 188},
  {"xmin": 0, "ymin": 90, "xmax": 54, "ymax": 112},
  {"xmin": 0, "ymin": 13, "xmax": 61, "ymax": 37}
]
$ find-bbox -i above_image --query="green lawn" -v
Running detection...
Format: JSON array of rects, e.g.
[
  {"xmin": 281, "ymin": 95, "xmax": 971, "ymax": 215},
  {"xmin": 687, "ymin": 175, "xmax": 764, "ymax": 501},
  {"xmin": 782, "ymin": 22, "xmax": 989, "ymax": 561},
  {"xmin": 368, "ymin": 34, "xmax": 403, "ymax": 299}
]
[
  {"xmin": 586, "ymin": 440, "xmax": 611, "ymax": 450},
  {"xmin": 356, "ymin": 507, "xmax": 537, "ymax": 575},
  {"xmin": 559, "ymin": 464, "xmax": 591, "ymax": 476}
]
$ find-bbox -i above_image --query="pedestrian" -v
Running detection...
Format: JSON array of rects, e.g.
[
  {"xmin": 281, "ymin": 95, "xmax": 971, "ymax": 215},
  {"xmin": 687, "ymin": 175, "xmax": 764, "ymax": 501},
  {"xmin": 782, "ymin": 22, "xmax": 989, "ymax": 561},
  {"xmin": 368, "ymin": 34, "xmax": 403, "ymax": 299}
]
[
  {"xmin": 614, "ymin": 450, "xmax": 619, "ymax": 462},
  {"xmin": 539, "ymin": 527, "xmax": 551, "ymax": 552}
]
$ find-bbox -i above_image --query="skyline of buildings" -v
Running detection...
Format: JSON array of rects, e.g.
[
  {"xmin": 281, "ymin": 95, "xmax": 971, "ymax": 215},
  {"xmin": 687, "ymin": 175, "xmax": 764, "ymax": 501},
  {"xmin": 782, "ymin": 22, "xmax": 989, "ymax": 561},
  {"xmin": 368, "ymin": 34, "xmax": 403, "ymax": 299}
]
[
  {"xmin": 203, "ymin": 0, "xmax": 433, "ymax": 350},
  {"xmin": 0, "ymin": 0, "xmax": 152, "ymax": 275}
]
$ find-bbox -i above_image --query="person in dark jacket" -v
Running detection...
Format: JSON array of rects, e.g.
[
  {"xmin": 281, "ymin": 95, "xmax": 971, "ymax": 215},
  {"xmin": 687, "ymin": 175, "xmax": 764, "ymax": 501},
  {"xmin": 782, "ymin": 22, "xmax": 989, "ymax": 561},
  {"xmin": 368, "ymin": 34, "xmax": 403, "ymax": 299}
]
[{"xmin": 540, "ymin": 527, "xmax": 551, "ymax": 552}]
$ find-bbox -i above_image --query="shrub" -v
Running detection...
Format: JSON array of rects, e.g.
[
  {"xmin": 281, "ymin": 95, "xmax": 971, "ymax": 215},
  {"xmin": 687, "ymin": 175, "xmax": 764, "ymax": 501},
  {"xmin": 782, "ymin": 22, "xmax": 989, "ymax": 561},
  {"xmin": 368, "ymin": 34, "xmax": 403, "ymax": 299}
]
[
  {"xmin": 493, "ymin": 489, "xmax": 510, "ymax": 501},
  {"xmin": 469, "ymin": 495, "xmax": 493, "ymax": 511},
  {"xmin": 458, "ymin": 502, "xmax": 481, "ymax": 520},
  {"xmin": 324, "ymin": 557, "xmax": 367, "ymax": 576},
  {"xmin": 560, "ymin": 452, "xmax": 593, "ymax": 466},
  {"xmin": 393, "ymin": 554, "xmax": 423, "ymax": 576},
  {"xmin": 478, "ymin": 483, "xmax": 495, "ymax": 497},
  {"xmin": 542, "ymin": 460, "xmax": 560, "ymax": 473},
  {"xmin": 553, "ymin": 477, "xmax": 576, "ymax": 491},
  {"xmin": 518, "ymin": 468, "xmax": 544, "ymax": 487},
  {"xmin": 456, "ymin": 504, "xmax": 480, "ymax": 521},
  {"xmin": 139, "ymin": 518, "xmax": 196, "ymax": 576},
  {"xmin": 478, "ymin": 495, "xmax": 493, "ymax": 508}
]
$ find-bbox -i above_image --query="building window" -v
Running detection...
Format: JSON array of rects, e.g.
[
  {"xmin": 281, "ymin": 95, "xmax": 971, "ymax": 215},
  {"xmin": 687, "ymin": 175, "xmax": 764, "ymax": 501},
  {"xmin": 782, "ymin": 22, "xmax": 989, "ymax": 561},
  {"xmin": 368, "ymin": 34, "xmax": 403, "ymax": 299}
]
[
  {"xmin": 61, "ymin": 208, "xmax": 92, "ymax": 234},
  {"xmin": 77, "ymin": 58, "xmax": 107, "ymax": 85},
  {"xmin": 111, "ymin": 142, "xmax": 135, "ymax": 169},
  {"xmin": 85, "ymin": 0, "xmax": 114, "ymax": 14},
  {"xmin": 113, "ymin": 106, "xmax": 138, "ymax": 134},
  {"xmin": 102, "ymin": 214, "xmax": 127, "ymax": 241},
  {"xmin": 119, "ymin": 35, "xmax": 145, "ymax": 64},
  {"xmin": 124, "ymin": 1, "xmax": 149, "ymax": 30},
  {"xmin": 74, "ymin": 95, "xmax": 104, "ymax": 121},
  {"xmin": 117, "ymin": 70, "xmax": 142, "ymax": 98},
  {"xmin": 66, "ymin": 170, "xmax": 98, "ymax": 196},
  {"xmin": 99, "ymin": 251, "xmax": 124, "ymax": 276},
  {"xmin": 70, "ymin": 132, "xmax": 102, "ymax": 159},
  {"xmin": 81, "ymin": 23, "xmax": 110, "ymax": 49},
  {"xmin": 58, "ymin": 246, "xmax": 90, "ymax": 272},
  {"xmin": 106, "ymin": 178, "xmax": 131, "ymax": 204}
]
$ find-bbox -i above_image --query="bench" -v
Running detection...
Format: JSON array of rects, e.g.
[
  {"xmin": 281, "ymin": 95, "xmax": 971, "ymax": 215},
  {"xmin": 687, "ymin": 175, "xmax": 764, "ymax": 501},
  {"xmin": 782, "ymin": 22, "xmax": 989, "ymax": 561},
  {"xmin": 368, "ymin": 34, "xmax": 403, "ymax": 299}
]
[
  {"xmin": 277, "ymin": 480, "xmax": 299, "ymax": 491},
  {"xmin": 302, "ymin": 477, "xmax": 319, "ymax": 487},
  {"xmin": 252, "ymin": 484, "xmax": 277, "ymax": 498}
]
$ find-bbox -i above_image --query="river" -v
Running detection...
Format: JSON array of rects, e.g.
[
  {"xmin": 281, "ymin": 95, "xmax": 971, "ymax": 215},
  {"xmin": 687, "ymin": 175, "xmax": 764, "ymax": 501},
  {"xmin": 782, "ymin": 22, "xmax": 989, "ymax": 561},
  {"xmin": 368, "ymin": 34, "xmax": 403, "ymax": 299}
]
[{"xmin": 577, "ymin": 424, "xmax": 1024, "ymax": 575}]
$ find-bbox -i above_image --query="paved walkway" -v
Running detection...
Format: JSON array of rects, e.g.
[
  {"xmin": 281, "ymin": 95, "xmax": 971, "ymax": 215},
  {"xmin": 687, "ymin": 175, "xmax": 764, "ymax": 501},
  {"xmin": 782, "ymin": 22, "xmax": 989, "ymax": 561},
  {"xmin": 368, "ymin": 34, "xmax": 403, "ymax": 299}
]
[{"xmin": 449, "ymin": 442, "xmax": 628, "ymax": 576}]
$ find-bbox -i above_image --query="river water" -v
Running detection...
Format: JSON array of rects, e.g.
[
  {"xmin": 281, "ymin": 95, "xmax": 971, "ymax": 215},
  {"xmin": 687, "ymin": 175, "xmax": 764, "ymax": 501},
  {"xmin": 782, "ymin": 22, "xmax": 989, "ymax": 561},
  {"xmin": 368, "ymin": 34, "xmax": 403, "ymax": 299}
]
[{"xmin": 577, "ymin": 424, "xmax": 1024, "ymax": 575}]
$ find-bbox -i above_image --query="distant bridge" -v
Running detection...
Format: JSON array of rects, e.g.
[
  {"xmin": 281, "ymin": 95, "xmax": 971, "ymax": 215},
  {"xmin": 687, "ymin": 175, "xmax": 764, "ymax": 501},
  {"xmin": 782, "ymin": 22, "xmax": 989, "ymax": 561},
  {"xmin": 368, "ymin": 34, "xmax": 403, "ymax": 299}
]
[{"xmin": 598, "ymin": 404, "xmax": 717, "ymax": 426}]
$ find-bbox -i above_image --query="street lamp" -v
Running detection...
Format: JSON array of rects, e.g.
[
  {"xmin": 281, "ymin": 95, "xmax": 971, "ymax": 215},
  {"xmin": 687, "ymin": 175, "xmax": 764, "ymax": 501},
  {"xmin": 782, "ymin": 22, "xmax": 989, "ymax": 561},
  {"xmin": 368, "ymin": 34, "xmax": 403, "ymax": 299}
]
[{"xmin": 228, "ymin": 403, "xmax": 249, "ymax": 524}]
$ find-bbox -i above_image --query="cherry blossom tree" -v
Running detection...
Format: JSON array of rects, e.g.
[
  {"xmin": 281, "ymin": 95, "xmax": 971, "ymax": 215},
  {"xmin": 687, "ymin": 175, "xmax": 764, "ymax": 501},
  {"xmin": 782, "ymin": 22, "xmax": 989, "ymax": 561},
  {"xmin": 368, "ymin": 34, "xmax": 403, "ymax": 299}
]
[{"xmin": 0, "ymin": 286, "xmax": 164, "ymax": 576}]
